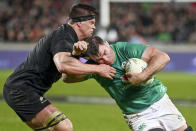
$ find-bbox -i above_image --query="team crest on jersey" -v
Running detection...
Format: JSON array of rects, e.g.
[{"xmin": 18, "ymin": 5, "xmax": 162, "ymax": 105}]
[
  {"xmin": 40, "ymin": 97, "xmax": 47, "ymax": 104},
  {"xmin": 138, "ymin": 123, "xmax": 147, "ymax": 131}
]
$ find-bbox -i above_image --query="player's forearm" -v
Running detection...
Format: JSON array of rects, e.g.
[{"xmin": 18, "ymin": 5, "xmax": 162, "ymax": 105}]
[
  {"xmin": 54, "ymin": 52, "xmax": 100, "ymax": 75},
  {"xmin": 63, "ymin": 63, "xmax": 100, "ymax": 75},
  {"xmin": 58, "ymin": 57, "xmax": 100, "ymax": 75},
  {"xmin": 54, "ymin": 52, "xmax": 115, "ymax": 79},
  {"xmin": 142, "ymin": 49, "xmax": 170, "ymax": 81}
]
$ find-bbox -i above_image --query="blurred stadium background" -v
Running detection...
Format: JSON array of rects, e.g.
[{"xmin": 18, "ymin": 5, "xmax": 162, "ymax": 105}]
[{"xmin": 0, "ymin": 0, "xmax": 196, "ymax": 130}]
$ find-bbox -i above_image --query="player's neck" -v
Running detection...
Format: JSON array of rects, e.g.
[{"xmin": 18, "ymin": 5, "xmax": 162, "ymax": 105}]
[{"xmin": 68, "ymin": 23, "xmax": 85, "ymax": 41}]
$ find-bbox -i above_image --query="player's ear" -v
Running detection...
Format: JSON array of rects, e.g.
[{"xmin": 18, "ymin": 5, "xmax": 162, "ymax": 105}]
[{"xmin": 76, "ymin": 22, "xmax": 82, "ymax": 28}]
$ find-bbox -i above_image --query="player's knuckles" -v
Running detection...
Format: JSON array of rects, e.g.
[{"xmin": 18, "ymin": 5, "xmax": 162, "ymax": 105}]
[
  {"xmin": 79, "ymin": 46, "xmax": 83, "ymax": 50},
  {"xmin": 82, "ymin": 44, "xmax": 86, "ymax": 49},
  {"xmin": 73, "ymin": 45, "xmax": 77, "ymax": 48},
  {"xmin": 75, "ymin": 45, "xmax": 79, "ymax": 49},
  {"xmin": 82, "ymin": 41, "xmax": 88, "ymax": 45},
  {"xmin": 84, "ymin": 45, "xmax": 87, "ymax": 50},
  {"xmin": 81, "ymin": 45, "xmax": 86, "ymax": 50}
]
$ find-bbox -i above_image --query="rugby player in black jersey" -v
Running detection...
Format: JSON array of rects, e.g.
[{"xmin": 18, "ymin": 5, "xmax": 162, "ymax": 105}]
[{"xmin": 3, "ymin": 3, "xmax": 116, "ymax": 131}]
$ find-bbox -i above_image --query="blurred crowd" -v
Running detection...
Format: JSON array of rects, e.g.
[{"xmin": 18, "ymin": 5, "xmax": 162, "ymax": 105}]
[
  {"xmin": 0, "ymin": 0, "xmax": 196, "ymax": 44},
  {"xmin": 0, "ymin": 0, "xmax": 73, "ymax": 42},
  {"xmin": 106, "ymin": 3, "xmax": 196, "ymax": 44}
]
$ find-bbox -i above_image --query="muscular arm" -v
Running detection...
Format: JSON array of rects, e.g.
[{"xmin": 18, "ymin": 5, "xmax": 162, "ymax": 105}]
[
  {"xmin": 141, "ymin": 47, "xmax": 170, "ymax": 81},
  {"xmin": 126, "ymin": 47, "xmax": 170, "ymax": 85},
  {"xmin": 53, "ymin": 52, "xmax": 116, "ymax": 79}
]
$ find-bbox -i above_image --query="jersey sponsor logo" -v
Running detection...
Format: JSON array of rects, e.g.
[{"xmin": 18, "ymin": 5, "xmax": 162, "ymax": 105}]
[
  {"xmin": 40, "ymin": 96, "xmax": 47, "ymax": 104},
  {"xmin": 138, "ymin": 123, "xmax": 147, "ymax": 131},
  {"xmin": 177, "ymin": 114, "xmax": 183, "ymax": 121},
  {"xmin": 160, "ymin": 85, "xmax": 166, "ymax": 93}
]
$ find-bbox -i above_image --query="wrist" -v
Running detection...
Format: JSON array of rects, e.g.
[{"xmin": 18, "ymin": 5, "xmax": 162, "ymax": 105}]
[
  {"xmin": 72, "ymin": 50, "xmax": 81, "ymax": 56},
  {"xmin": 71, "ymin": 53, "xmax": 80, "ymax": 59},
  {"xmin": 140, "ymin": 72, "xmax": 149, "ymax": 81},
  {"xmin": 93, "ymin": 65, "xmax": 100, "ymax": 74}
]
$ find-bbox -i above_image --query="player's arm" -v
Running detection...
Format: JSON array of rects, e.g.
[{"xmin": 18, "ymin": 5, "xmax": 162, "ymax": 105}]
[
  {"xmin": 53, "ymin": 52, "xmax": 116, "ymax": 79},
  {"xmin": 126, "ymin": 46, "xmax": 170, "ymax": 85},
  {"xmin": 72, "ymin": 41, "xmax": 88, "ymax": 55},
  {"xmin": 141, "ymin": 47, "xmax": 170, "ymax": 80},
  {"xmin": 61, "ymin": 73, "xmax": 86, "ymax": 83}
]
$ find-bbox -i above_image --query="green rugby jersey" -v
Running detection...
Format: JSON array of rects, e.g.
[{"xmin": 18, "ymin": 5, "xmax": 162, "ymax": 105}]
[{"xmin": 85, "ymin": 42, "xmax": 167, "ymax": 114}]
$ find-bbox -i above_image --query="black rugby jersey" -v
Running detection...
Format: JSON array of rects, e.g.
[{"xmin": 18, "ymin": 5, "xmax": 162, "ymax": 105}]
[{"xmin": 5, "ymin": 24, "xmax": 78, "ymax": 94}]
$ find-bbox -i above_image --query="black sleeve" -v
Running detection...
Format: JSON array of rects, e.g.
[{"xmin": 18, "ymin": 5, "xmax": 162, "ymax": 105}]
[
  {"xmin": 50, "ymin": 39, "xmax": 73, "ymax": 57},
  {"xmin": 85, "ymin": 59, "xmax": 98, "ymax": 64}
]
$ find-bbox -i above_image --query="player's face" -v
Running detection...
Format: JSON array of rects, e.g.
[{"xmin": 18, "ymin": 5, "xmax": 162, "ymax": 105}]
[
  {"xmin": 90, "ymin": 42, "xmax": 115, "ymax": 65},
  {"xmin": 80, "ymin": 19, "xmax": 96, "ymax": 38}
]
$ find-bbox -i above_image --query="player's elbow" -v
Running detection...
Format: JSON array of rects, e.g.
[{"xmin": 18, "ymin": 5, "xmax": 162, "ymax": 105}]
[
  {"xmin": 62, "ymin": 76, "xmax": 73, "ymax": 83},
  {"xmin": 53, "ymin": 52, "xmax": 73, "ymax": 73},
  {"xmin": 167, "ymin": 55, "xmax": 170, "ymax": 64},
  {"xmin": 164, "ymin": 52, "xmax": 170, "ymax": 64},
  {"xmin": 154, "ymin": 48, "xmax": 170, "ymax": 65},
  {"xmin": 61, "ymin": 73, "xmax": 68, "ymax": 83}
]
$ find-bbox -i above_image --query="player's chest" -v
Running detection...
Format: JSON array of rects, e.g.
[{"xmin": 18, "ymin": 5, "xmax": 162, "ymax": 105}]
[{"xmin": 112, "ymin": 59, "xmax": 128, "ymax": 78}]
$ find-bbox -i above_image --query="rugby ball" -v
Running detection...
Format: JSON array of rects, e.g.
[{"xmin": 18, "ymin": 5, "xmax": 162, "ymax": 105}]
[{"xmin": 125, "ymin": 58, "xmax": 154, "ymax": 86}]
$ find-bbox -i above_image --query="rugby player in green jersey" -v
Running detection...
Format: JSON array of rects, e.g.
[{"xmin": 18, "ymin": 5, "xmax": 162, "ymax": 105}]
[{"xmin": 63, "ymin": 36, "xmax": 192, "ymax": 131}]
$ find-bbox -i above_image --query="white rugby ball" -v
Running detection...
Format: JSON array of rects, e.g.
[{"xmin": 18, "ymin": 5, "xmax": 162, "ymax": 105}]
[{"xmin": 125, "ymin": 58, "xmax": 154, "ymax": 86}]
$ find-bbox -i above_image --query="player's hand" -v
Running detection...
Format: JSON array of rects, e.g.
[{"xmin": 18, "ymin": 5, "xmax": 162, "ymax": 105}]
[
  {"xmin": 72, "ymin": 41, "xmax": 89, "ymax": 56},
  {"xmin": 97, "ymin": 64, "xmax": 116, "ymax": 80},
  {"xmin": 125, "ymin": 72, "xmax": 145, "ymax": 86}
]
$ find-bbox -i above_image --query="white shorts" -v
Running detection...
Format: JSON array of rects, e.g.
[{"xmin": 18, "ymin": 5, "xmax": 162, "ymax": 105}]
[{"xmin": 124, "ymin": 94, "xmax": 186, "ymax": 131}]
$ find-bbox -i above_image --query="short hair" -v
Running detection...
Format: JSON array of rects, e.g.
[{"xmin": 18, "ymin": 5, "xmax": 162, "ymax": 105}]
[
  {"xmin": 85, "ymin": 36, "xmax": 104, "ymax": 57},
  {"xmin": 69, "ymin": 3, "xmax": 98, "ymax": 20}
]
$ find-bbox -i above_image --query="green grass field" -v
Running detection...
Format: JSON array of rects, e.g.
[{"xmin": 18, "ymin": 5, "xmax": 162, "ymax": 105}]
[
  {"xmin": 0, "ymin": 70, "xmax": 196, "ymax": 130},
  {"xmin": 50, "ymin": 72, "xmax": 196, "ymax": 99},
  {"xmin": 1, "ymin": 70, "xmax": 196, "ymax": 99},
  {"xmin": 0, "ymin": 100, "xmax": 196, "ymax": 131}
]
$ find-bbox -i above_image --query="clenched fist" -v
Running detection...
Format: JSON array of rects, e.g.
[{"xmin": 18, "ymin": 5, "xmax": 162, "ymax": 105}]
[{"xmin": 72, "ymin": 41, "xmax": 89, "ymax": 55}]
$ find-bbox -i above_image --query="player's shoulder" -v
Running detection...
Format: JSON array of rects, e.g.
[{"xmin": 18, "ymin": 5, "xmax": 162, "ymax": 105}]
[
  {"xmin": 52, "ymin": 24, "xmax": 67, "ymax": 37},
  {"xmin": 117, "ymin": 42, "xmax": 147, "ymax": 48},
  {"xmin": 111, "ymin": 42, "xmax": 147, "ymax": 55},
  {"xmin": 112, "ymin": 41, "xmax": 138, "ymax": 48},
  {"xmin": 114, "ymin": 41, "xmax": 138, "ymax": 46},
  {"xmin": 52, "ymin": 24, "xmax": 78, "ymax": 42},
  {"xmin": 115, "ymin": 41, "xmax": 128, "ymax": 45}
]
